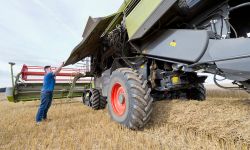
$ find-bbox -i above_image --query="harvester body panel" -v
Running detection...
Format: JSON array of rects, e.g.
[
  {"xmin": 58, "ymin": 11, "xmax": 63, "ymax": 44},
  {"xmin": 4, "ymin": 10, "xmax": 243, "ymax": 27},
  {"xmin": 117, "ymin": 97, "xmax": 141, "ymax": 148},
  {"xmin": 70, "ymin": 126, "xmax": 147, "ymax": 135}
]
[
  {"xmin": 125, "ymin": 0, "xmax": 162, "ymax": 39},
  {"xmin": 199, "ymin": 38, "xmax": 250, "ymax": 81},
  {"xmin": 141, "ymin": 29, "xmax": 209, "ymax": 63},
  {"xmin": 125, "ymin": 0, "xmax": 177, "ymax": 40}
]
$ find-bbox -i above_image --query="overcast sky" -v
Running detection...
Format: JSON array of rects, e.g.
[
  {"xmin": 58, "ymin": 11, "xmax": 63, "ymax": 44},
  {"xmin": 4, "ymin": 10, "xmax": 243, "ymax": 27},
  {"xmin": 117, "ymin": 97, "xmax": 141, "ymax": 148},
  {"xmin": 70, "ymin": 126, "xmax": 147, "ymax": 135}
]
[{"xmin": 0, "ymin": 0, "xmax": 123, "ymax": 87}]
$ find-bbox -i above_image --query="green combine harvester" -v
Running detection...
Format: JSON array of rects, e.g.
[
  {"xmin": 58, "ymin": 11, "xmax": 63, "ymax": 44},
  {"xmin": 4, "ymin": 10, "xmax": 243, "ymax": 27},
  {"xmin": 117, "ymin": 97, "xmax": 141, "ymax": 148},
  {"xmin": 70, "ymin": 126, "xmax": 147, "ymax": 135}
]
[{"xmin": 65, "ymin": 0, "xmax": 250, "ymax": 130}]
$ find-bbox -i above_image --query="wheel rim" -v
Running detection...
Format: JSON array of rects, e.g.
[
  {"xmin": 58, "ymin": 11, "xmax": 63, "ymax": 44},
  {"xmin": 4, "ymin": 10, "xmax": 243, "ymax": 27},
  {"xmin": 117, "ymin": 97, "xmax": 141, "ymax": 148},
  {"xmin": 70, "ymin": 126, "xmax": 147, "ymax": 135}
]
[
  {"xmin": 111, "ymin": 82, "xmax": 126, "ymax": 116},
  {"xmin": 85, "ymin": 97, "xmax": 91, "ymax": 106},
  {"xmin": 83, "ymin": 91, "xmax": 91, "ymax": 106}
]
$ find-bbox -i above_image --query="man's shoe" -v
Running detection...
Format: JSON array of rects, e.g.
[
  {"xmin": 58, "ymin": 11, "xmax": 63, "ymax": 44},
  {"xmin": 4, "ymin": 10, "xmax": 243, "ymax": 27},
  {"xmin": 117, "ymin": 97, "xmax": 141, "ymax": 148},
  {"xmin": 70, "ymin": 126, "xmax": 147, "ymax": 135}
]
[
  {"xmin": 43, "ymin": 118, "xmax": 52, "ymax": 122},
  {"xmin": 36, "ymin": 122, "xmax": 42, "ymax": 126}
]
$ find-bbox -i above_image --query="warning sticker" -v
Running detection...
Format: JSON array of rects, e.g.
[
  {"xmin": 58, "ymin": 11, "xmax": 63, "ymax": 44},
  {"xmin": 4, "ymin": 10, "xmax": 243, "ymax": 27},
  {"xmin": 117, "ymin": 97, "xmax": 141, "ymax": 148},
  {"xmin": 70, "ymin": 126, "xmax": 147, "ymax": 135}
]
[{"xmin": 169, "ymin": 41, "xmax": 177, "ymax": 47}]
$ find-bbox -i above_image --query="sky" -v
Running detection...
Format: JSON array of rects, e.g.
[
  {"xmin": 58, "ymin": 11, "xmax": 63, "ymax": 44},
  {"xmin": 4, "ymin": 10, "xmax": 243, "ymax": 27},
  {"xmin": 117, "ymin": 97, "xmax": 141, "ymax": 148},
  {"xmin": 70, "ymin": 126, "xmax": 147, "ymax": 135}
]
[{"xmin": 0, "ymin": 0, "xmax": 124, "ymax": 87}]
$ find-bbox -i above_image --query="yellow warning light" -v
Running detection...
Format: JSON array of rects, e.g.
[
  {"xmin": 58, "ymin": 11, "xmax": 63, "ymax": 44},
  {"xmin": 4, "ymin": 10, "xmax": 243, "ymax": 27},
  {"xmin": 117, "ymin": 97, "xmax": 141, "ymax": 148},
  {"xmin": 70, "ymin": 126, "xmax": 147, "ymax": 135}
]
[{"xmin": 171, "ymin": 76, "xmax": 180, "ymax": 84}]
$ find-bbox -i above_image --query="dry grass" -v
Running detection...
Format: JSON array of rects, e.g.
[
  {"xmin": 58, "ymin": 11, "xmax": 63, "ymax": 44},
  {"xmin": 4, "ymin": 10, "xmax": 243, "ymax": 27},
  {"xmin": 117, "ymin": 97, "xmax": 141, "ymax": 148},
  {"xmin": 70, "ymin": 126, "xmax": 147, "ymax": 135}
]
[
  {"xmin": 0, "ymin": 90, "xmax": 250, "ymax": 150},
  {"xmin": 207, "ymin": 89, "xmax": 250, "ymax": 99}
]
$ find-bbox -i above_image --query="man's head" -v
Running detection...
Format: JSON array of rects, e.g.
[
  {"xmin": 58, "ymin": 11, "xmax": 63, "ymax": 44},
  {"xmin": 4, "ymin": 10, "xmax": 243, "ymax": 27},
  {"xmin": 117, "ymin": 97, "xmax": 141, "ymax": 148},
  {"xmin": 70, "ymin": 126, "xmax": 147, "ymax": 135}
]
[{"xmin": 44, "ymin": 65, "xmax": 52, "ymax": 73}]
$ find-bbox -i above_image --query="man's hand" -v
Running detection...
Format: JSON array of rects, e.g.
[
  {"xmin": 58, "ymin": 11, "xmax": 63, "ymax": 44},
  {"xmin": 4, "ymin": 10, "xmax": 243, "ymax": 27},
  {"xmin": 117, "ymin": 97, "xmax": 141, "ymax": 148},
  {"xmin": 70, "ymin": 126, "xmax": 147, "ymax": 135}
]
[
  {"xmin": 53, "ymin": 61, "xmax": 65, "ymax": 76},
  {"xmin": 60, "ymin": 62, "xmax": 65, "ymax": 67}
]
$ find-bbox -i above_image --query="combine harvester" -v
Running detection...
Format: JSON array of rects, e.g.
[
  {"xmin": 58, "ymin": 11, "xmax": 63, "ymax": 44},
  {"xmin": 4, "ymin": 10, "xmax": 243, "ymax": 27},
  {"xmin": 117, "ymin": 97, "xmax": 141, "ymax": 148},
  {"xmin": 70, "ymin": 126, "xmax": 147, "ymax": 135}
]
[
  {"xmin": 6, "ymin": 62, "xmax": 92, "ymax": 102},
  {"xmin": 63, "ymin": 0, "xmax": 250, "ymax": 130}
]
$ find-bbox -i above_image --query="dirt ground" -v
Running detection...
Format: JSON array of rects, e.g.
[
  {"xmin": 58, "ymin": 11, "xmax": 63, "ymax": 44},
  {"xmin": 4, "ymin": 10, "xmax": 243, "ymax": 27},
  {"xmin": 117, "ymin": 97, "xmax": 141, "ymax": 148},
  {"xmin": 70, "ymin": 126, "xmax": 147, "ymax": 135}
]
[{"xmin": 0, "ymin": 90, "xmax": 250, "ymax": 150}]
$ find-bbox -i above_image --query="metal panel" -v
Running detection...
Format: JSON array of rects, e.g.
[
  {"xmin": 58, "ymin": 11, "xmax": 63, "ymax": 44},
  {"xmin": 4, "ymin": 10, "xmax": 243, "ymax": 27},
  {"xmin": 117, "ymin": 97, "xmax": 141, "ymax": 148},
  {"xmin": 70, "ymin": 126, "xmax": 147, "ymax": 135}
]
[
  {"xmin": 125, "ymin": 0, "xmax": 162, "ymax": 39},
  {"xmin": 126, "ymin": 0, "xmax": 177, "ymax": 40},
  {"xmin": 142, "ymin": 29, "xmax": 209, "ymax": 63},
  {"xmin": 199, "ymin": 38, "xmax": 250, "ymax": 81}
]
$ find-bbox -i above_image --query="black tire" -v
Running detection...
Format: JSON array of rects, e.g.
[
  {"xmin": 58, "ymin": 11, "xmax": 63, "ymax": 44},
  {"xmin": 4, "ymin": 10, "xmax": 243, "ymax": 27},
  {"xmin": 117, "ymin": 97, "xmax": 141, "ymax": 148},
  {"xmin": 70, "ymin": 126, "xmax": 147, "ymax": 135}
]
[
  {"xmin": 82, "ymin": 89, "xmax": 101, "ymax": 110},
  {"xmin": 99, "ymin": 96, "xmax": 107, "ymax": 109},
  {"xmin": 187, "ymin": 83, "xmax": 206, "ymax": 101},
  {"xmin": 107, "ymin": 68, "xmax": 153, "ymax": 130}
]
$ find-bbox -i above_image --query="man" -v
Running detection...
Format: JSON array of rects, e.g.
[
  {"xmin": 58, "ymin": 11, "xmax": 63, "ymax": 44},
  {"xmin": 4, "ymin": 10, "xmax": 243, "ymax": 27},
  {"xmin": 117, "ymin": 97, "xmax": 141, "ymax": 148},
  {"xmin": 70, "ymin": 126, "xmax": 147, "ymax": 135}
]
[{"xmin": 36, "ymin": 62, "xmax": 64, "ymax": 124}]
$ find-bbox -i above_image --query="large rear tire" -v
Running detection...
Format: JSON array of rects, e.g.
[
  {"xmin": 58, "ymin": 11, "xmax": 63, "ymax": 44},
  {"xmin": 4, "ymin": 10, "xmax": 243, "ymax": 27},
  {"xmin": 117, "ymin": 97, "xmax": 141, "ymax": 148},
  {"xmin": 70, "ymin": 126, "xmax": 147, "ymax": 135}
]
[
  {"xmin": 107, "ymin": 68, "xmax": 153, "ymax": 130},
  {"xmin": 187, "ymin": 83, "xmax": 206, "ymax": 101}
]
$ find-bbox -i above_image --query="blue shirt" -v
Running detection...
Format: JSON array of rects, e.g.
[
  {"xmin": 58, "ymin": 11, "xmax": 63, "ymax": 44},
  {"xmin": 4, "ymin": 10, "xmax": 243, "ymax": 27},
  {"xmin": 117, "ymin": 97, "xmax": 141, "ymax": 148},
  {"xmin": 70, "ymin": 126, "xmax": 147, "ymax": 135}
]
[{"xmin": 42, "ymin": 72, "xmax": 55, "ymax": 92}]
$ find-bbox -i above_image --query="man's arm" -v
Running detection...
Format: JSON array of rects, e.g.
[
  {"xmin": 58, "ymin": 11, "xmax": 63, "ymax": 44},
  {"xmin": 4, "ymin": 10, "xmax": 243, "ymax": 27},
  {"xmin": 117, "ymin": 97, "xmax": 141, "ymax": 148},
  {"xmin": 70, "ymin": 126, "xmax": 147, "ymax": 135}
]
[{"xmin": 52, "ymin": 62, "xmax": 64, "ymax": 76}]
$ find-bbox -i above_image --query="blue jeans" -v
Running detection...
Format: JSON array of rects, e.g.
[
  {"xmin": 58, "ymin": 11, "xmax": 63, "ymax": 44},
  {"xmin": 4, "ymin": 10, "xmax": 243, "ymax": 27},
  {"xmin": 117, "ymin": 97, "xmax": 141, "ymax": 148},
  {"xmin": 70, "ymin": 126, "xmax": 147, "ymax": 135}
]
[{"xmin": 36, "ymin": 91, "xmax": 53, "ymax": 122}]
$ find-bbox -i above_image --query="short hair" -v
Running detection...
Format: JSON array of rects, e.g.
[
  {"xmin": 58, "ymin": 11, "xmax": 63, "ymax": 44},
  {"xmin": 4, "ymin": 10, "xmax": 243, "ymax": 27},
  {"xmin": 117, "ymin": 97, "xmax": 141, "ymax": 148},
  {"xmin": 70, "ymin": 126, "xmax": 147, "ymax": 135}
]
[{"xmin": 44, "ymin": 65, "xmax": 51, "ymax": 71}]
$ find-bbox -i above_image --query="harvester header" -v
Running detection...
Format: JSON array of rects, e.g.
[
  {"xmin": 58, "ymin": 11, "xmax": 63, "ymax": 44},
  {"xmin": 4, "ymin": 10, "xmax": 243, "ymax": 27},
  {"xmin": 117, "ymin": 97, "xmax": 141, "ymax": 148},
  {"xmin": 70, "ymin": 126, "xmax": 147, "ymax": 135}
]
[{"xmin": 6, "ymin": 63, "xmax": 92, "ymax": 102}]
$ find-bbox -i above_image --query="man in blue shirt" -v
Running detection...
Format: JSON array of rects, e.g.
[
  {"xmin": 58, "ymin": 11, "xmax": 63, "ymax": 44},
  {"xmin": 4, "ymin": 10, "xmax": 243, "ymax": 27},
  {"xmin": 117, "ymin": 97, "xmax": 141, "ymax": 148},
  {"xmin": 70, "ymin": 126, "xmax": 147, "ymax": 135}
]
[{"xmin": 36, "ymin": 62, "xmax": 64, "ymax": 124}]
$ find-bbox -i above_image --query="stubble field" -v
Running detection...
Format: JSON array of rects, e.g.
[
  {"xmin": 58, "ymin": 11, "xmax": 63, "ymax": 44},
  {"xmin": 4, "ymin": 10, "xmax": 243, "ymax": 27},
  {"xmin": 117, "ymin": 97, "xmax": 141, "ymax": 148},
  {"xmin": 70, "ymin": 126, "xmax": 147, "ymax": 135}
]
[{"xmin": 0, "ymin": 90, "xmax": 250, "ymax": 150}]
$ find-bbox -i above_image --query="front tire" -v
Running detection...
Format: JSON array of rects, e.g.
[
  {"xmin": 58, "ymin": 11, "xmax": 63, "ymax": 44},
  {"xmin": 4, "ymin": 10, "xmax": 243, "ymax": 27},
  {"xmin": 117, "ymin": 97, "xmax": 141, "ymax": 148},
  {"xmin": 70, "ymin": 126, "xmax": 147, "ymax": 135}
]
[
  {"xmin": 107, "ymin": 68, "xmax": 153, "ymax": 130},
  {"xmin": 82, "ymin": 89, "xmax": 106, "ymax": 110},
  {"xmin": 187, "ymin": 83, "xmax": 206, "ymax": 101}
]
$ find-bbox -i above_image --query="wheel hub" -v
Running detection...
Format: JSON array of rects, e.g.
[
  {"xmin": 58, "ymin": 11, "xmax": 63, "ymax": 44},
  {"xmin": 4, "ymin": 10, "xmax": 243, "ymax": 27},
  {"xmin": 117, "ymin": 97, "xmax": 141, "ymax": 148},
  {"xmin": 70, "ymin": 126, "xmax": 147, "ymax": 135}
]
[
  {"xmin": 111, "ymin": 82, "xmax": 126, "ymax": 116},
  {"xmin": 118, "ymin": 94, "xmax": 125, "ymax": 104}
]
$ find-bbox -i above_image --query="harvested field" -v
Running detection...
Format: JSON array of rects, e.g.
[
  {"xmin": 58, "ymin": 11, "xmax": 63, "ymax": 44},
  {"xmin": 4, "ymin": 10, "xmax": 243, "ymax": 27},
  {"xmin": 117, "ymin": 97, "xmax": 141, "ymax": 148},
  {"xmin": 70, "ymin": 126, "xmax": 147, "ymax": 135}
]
[{"xmin": 0, "ymin": 90, "xmax": 250, "ymax": 149}]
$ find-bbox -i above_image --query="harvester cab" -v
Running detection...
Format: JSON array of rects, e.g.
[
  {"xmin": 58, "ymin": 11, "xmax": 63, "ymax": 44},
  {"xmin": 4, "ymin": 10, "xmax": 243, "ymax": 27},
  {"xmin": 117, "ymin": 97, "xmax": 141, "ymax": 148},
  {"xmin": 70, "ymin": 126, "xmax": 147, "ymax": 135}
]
[{"xmin": 63, "ymin": 0, "xmax": 250, "ymax": 130}]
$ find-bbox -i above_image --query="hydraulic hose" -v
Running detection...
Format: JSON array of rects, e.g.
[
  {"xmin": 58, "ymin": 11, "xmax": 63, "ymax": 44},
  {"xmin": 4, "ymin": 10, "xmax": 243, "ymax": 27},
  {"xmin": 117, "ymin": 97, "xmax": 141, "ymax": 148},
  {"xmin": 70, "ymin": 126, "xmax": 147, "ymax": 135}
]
[
  {"xmin": 213, "ymin": 73, "xmax": 240, "ymax": 90},
  {"xmin": 229, "ymin": 2, "xmax": 250, "ymax": 12}
]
